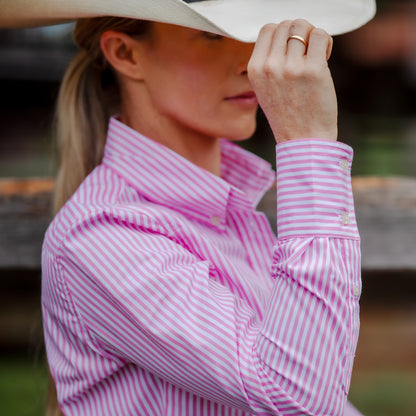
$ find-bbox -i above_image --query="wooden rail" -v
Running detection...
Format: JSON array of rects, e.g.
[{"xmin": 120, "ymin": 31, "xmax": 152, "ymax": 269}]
[
  {"xmin": 0, "ymin": 177, "xmax": 415, "ymax": 369},
  {"xmin": 3, "ymin": 176, "xmax": 415, "ymax": 272},
  {"xmin": 0, "ymin": 178, "xmax": 54, "ymax": 269}
]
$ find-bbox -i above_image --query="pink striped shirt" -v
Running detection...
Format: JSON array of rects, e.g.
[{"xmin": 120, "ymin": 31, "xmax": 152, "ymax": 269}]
[{"xmin": 42, "ymin": 117, "xmax": 361, "ymax": 415}]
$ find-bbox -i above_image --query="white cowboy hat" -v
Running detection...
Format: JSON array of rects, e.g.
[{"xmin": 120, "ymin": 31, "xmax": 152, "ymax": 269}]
[{"xmin": 0, "ymin": 0, "xmax": 376, "ymax": 41}]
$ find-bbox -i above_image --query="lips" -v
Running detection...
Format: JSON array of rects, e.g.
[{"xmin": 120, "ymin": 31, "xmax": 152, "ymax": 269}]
[
  {"xmin": 226, "ymin": 91, "xmax": 257, "ymax": 100},
  {"xmin": 225, "ymin": 91, "xmax": 258, "ymax": 108}
]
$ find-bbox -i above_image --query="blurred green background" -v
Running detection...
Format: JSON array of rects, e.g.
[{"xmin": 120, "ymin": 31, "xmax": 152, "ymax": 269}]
[{"xmin": 0, "ymin": 0, "xmax": 415, "ymax": 414}]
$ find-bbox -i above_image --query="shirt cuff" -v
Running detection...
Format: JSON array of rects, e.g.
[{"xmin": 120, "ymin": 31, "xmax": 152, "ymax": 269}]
[{"xmin": 275, "ymin": 138, "xmax": 359, "ymax": 240}]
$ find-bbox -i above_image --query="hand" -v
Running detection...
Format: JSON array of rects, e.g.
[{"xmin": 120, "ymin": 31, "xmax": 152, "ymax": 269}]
[{"xmin": 248, "ymin": 19, "xmax": 338, "ymax": 143}]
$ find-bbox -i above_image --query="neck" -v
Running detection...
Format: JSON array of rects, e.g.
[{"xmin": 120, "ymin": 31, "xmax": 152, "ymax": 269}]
[{"xmin": 120, "ymin": 97, "xmax": 222, "ymax": 177}]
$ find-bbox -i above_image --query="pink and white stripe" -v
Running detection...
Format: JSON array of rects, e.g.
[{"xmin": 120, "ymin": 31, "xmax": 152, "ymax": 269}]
[{"xmin": 42, "ymin": 117, "xmax": 361, "ymax": 415}]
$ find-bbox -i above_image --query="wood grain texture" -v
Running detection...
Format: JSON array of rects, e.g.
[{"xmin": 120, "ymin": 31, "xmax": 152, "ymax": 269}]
[
  {"xmin": 1, "ymin": 176, "xmax": 415, "ymax": 271},
  {"xmin": 0, "ymin": 178, "xmax": 53, "ymax": 268}
]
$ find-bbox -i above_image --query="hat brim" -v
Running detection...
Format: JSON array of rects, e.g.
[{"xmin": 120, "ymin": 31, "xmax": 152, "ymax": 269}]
[{"xmin": 0, "ymin": 0, "xmax": 376, "ymax": 41}]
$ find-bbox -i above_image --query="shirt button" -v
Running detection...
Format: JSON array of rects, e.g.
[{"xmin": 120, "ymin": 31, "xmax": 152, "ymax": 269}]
[
  {"xmin": 353, "ymin": 285, "xmax": 360, "ymax": 297},
  {"xmin": 210, "ymin": 215, "xmax": 222, "ymax": 226},
  {"xmin": 340, "ymin": 159, "xmax": 349, "ymax": 173},
  {"xmin": 341, "ymin": 212, "xmax": 351, "ymax": 225}
]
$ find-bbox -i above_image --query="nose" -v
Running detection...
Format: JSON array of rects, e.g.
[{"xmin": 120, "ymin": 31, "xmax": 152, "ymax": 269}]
[{"xmin": 230, "ymin": 39, "xmax": 254, "ymax": 76}]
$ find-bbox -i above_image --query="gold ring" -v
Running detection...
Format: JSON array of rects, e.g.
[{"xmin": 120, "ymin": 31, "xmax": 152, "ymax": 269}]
[{"xmin": 287, "ymin": 35, "xmax": 308, "ymax": 48}]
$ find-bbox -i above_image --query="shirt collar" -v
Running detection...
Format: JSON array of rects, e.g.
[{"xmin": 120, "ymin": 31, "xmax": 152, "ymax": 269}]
[{"xmin": 102, "ymin": 117, "xmax": 274, "ymax": 230}]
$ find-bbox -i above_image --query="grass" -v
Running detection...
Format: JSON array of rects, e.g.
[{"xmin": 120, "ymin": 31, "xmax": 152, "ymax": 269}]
[
  {"xmin": 349, "ymin": 370, "xmax": 416, "ymax": 416},
  {"xmin": 0, "ymin": 353, "xmax": 47, "ymax": 416}
]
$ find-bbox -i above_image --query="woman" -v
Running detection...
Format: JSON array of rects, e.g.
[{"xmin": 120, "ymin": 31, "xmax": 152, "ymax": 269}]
[{"xmin": 2, "ymin": 1, "xmax": 375, "ymax": 415}]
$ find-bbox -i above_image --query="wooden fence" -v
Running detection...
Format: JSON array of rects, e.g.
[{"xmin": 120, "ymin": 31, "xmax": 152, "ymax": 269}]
[{"xmin": 1, "ymin": 176, "xmax": 415, "ymax": 370}]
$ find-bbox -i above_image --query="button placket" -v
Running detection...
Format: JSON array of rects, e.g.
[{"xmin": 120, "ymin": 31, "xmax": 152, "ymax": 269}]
[{"xmin": 210, "ymin": 215, "xmax": 222, "ymax": 227}]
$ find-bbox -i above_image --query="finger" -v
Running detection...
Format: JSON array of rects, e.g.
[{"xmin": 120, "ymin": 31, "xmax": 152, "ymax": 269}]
[
  {"xmin": 268, "ymin": 20, "xmax": 292, "ymax": 62},
  {"xmin": 249, "ymin": 23, "xmax": 278, "ymax": 67},
  {"xmin": 326, "ymin": 34, "xmax": 333, "ymax": 61},
  {"xmin": 306, "ymin": 28, "xmax": 333, "ymax": 64},
  {"xmin": 287, "ymin": 19, "xmax": 314, "ymax": 57}
]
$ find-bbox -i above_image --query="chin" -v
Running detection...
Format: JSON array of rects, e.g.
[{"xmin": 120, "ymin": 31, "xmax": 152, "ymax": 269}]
[
  {"xmin": 200, "ymin": 113, "xmax": 257, "ymax": 141},
  {"xmin": 224, "ymin": 124, "xmax": 257, "ymax": 142}
]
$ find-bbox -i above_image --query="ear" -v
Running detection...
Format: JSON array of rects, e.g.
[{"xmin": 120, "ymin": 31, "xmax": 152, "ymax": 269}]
[{"xmin": 100, "ymin": 30, "xmax": 145, "ymax": 81}]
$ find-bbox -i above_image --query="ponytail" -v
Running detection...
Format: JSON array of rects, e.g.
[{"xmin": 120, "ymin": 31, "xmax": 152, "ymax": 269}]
[
  {"xmin": 53, "ymin": 48, "xmax": 113, "ymax": 213},
  {"xmin": 53, "ymin": 16, "xmax": 151, "ymax": 214}
]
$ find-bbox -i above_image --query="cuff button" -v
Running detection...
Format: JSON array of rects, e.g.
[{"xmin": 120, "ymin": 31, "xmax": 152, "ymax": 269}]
[
  {"xmin": 340, "ymin": 159, "xmax": 349, "ymax": 173},
  {"xmin": 341, "ymin": 212, "xmax": 351, "ymax": 225},
  {"xmin": 353, "ymin": 285, "xmax": 361, "ymax": 297}
]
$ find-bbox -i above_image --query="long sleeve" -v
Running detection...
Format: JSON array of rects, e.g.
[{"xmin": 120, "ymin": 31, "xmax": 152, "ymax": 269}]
[
  {"xmin": 42, "ymin": 131, "xmax": 360, "ymax": 415},
  {"xmin": 251, "ymin": 139, "xmax": 361, "ymax": 414}
]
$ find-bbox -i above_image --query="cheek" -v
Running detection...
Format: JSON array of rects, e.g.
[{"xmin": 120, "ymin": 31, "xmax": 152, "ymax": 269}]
[
  {"xmin": 171, "ymin": 73, "xmax": 221, "ymax": 119},
  {"xmin": 169, "ymin": 58, "xmax": 221, "ymax": 99},
  {"xmin": 147, "ymin": 54, "xmax": 226, "ymax": 120}
]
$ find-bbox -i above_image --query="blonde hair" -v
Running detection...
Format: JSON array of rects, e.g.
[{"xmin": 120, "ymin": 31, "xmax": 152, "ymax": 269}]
[
  {"xmin": 53, "ymin": 16, "xmax": 151, "ymax": 213},
  {"xmin": 47, "ymin": 16, "xmax": 151, "ymax": 416}
]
